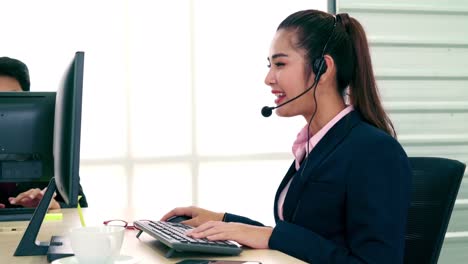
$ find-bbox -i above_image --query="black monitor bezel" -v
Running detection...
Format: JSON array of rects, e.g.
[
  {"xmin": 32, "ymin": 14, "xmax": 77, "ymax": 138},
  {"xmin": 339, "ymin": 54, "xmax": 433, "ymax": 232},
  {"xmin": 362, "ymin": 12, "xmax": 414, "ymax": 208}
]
[{"xmin": 53, "ymin": 52, "xmax": 84, "ymax": 207}]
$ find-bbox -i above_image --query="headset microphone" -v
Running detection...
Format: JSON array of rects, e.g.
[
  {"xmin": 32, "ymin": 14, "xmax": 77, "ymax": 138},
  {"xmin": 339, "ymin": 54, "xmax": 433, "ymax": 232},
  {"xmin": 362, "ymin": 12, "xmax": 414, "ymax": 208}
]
[
  {"xmin": 261, "ymin": 106, "xmax": 273, "ymax": 117},
  {"xmin": 261, "ymin": 79, "xmax": 318, "ymax": 118}
]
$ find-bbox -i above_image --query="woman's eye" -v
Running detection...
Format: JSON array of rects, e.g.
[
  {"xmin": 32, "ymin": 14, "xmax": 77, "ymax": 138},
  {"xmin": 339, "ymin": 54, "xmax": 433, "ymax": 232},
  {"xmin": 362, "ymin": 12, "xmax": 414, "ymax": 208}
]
[{"xmin": 275, "ymin": 62, "xmax": 285, "ymax": 67}]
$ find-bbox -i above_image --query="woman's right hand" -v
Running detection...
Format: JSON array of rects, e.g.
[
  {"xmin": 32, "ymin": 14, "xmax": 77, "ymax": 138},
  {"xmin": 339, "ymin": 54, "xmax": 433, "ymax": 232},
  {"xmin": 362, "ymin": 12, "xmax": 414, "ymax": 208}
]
[
  {"xmin": 8, "ymin": 188, "xmax": 60, "ymax": 210},
  {"xmin": 161, "ymin": 206, "xmax": 225, "ymax": 227}
]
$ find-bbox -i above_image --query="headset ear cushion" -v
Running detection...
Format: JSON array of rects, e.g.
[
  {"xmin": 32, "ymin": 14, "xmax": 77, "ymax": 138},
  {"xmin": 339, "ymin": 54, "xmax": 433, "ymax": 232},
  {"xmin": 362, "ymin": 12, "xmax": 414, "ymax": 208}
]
[{"xmin": 313, "ymin": 57, "xmax": 327, "ymax": 77}]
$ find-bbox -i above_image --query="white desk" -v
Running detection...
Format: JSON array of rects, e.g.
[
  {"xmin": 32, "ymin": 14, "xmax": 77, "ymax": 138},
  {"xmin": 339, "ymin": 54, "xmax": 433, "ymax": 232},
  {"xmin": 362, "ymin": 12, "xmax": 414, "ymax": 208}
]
[{"xmin": 0, "ymin": 208, "xmax": 306, "ymax": 263}]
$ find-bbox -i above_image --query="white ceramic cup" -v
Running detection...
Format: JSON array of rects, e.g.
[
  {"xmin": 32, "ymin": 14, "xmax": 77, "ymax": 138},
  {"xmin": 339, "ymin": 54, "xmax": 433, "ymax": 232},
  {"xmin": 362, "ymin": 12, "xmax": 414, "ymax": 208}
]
[{"xmin": 70, "ymin": 226, "xmax": 125, "ymax": 264}]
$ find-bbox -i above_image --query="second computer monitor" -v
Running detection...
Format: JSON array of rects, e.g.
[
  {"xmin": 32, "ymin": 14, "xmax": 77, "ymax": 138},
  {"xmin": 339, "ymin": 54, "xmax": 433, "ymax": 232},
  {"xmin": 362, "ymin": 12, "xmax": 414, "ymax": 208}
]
[{"xmin": 0, "ymin": 92, "xmax": 55, "ymax": 182}]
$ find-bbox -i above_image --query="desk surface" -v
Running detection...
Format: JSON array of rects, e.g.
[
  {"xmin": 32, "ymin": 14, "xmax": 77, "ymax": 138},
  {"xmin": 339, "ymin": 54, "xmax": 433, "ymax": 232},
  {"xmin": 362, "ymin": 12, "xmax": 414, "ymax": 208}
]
[{"xmin": 0, "ymin": 208, "xmax": 306, "ymax": 264}]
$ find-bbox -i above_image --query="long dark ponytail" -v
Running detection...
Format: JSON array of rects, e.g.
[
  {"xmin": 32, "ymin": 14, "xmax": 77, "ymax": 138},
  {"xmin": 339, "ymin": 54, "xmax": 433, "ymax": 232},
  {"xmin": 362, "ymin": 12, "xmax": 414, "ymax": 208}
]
[{"xmin": 278, "ymin": 10, "xmax": 396, "ymax": 137}]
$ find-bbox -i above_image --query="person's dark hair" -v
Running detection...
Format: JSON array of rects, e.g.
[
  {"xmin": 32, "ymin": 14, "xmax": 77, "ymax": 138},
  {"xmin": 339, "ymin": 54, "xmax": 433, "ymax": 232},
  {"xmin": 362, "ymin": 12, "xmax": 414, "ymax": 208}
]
[
  {"xmin": 278, "ymin": 10, "xmax": 396, "ymax": 137},
  {"xmin": 0, "ymin": 56, "xmax": 31, "ymax": 91}
]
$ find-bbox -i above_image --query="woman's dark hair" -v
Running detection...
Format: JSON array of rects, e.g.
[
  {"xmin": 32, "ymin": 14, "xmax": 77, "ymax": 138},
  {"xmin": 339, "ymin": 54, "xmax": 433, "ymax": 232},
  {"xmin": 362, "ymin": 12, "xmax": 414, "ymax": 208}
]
[
  {"xmin": 278, "ymin": 10, "xmax": 396, "ymax": 137},
  {"xmin": 0, "ymin": 56, "xmax": 31, "ymax": 91}
]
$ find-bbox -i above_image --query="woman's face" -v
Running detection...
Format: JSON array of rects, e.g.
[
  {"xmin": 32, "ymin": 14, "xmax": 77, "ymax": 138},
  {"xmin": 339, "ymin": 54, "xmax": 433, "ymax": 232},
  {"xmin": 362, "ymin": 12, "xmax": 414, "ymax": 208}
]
[{"xmin": 264, "ymin": 29, "xmax": 315, "ymax": 118}]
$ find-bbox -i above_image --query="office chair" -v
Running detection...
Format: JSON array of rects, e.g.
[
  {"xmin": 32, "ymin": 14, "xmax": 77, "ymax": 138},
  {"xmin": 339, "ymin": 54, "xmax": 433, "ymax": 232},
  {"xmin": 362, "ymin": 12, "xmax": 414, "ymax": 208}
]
[{"xmin": 404, "ymin": 157, "xmax": 466, "ymax": 264}]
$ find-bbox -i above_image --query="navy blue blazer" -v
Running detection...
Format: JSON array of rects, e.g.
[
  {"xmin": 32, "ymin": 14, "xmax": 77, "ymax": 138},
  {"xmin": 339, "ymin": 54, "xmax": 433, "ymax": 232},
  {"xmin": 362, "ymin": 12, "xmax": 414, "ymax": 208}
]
[{"xmin": 224, "ymin": 111, "xmax": 412, "ymax": 263}]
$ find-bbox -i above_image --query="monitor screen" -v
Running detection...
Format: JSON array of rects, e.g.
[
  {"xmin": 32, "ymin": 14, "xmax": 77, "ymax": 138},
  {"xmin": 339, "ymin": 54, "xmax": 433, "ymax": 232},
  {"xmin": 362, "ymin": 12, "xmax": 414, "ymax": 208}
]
[
  {"xmin": 0, "ymin": 92, "xmax": 55, "ymax": 182},
  {"xmin": 14, "ymin": 51, "xmax": 85, "ymax": 257}
]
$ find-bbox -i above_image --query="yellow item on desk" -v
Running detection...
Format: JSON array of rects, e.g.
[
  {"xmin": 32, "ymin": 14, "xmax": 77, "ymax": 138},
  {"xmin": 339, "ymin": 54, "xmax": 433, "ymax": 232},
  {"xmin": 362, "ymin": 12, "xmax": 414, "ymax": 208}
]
[
  {"xmin": 77, "ymin": 195, "xmax": 86, "ymax": 227},
  {"xmin": 44, "ymin": 213, "xmax": 63, "ymax": 222}
]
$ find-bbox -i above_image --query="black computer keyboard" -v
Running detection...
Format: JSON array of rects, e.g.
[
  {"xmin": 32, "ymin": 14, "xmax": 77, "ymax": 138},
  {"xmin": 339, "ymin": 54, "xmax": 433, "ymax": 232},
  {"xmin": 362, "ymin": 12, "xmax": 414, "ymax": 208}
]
[
  {"xmin": 134, "ymin": 220, "xmax": 242, "ymax": 257},
  {"xmin": 0, "ymin": 207, "xmax": 35, "ymax": 222}
]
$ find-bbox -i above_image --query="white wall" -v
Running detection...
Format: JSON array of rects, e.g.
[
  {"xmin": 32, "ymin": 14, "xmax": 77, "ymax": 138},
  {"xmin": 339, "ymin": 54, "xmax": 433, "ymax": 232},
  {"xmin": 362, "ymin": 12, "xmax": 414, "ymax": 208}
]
[{"xmin": 338, "ymin": 0, "xmax": 468, "ymax": 262}]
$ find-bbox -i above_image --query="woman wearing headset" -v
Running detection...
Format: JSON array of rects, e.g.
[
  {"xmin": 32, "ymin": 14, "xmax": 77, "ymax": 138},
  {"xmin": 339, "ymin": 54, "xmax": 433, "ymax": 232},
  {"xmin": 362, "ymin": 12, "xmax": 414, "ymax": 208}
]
[{"xmin": 162, "ymin": 10, "xmax": 411, "ymax": 263}]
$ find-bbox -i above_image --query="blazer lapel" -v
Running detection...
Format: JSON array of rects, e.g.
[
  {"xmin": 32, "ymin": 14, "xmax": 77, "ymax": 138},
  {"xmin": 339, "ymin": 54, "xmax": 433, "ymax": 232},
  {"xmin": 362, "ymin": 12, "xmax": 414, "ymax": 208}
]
[
  {"xmin": 281, "ymin": 111, "xmax": 362, "ymax": 222},
  {"xmin": 273, "ymin": 161, "xmax": 297, "ymax": 221}
]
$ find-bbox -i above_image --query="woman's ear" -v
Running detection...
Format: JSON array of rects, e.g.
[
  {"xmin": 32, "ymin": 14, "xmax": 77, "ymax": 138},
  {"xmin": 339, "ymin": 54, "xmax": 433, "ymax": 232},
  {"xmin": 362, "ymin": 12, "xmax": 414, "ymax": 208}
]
[
  {"xmin": 319, "ymin": 54, "xmax": 335, "ymax": 83},
  {"xmin": 306, "ymin": 54, "xmax": 336, "ymax": 87}
]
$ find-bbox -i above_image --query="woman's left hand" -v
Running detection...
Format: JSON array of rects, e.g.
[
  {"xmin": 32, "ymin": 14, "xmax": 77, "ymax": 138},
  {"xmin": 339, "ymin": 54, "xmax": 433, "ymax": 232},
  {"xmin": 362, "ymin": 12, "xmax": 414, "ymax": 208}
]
[{"xmin": 186, "ymin": 221, "xmax": 273, "ymax": 249}]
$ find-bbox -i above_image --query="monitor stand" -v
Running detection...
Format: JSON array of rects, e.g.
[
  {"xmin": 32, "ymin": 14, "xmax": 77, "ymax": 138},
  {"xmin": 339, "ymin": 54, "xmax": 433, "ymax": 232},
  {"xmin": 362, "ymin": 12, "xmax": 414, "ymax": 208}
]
[
  {"xmin": 14, "ymin": 177, "xmax": 57, "ymax": 256},
  {"xmin": 13, "ymin": 177, "xmax": 75, "ymax": 262},
  {"xmin": 47, "ymin": 236, "xmax": 74, "ymax": 262}
]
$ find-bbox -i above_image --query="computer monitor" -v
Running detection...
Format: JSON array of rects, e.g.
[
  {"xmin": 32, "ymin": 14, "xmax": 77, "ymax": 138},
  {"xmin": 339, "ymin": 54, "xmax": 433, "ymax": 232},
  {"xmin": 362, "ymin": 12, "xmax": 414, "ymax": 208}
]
[
  {"xmin": 14, "ymin": 51, "xmax": 85, "ymax": 257},
  {"xmin": 0, "ymin": 92, "xmax": 55, "ymax": 183},
  {"xmin": 53, "ymin": 51, "xmax": 84, "ymax": 207}
]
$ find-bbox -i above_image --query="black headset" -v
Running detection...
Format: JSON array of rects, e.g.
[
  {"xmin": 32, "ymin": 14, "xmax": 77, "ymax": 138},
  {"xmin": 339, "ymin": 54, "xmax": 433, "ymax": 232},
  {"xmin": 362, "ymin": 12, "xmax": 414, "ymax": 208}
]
[{"xmin": 311, "ymin": 17, "xmax": 337, "ymax": 82}]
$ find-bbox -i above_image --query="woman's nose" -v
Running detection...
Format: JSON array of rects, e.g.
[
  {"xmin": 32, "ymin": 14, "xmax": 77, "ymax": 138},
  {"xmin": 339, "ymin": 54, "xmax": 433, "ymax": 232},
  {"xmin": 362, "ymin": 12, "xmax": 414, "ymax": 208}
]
[{"xmin": 264, "ymin": 70, "xmax": 276, "ymax": 86}]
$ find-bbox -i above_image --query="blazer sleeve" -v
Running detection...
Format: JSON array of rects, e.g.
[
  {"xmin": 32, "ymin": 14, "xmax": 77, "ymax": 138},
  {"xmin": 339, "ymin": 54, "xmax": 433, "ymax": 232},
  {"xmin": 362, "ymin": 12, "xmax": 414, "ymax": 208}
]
[
  {"xmin": 269, "ymin": 139, "xmax": 412, "ymax": 263},
  {"xmin": 223, "ymin": 213, "xmax": 265, "ymax": 227}
]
